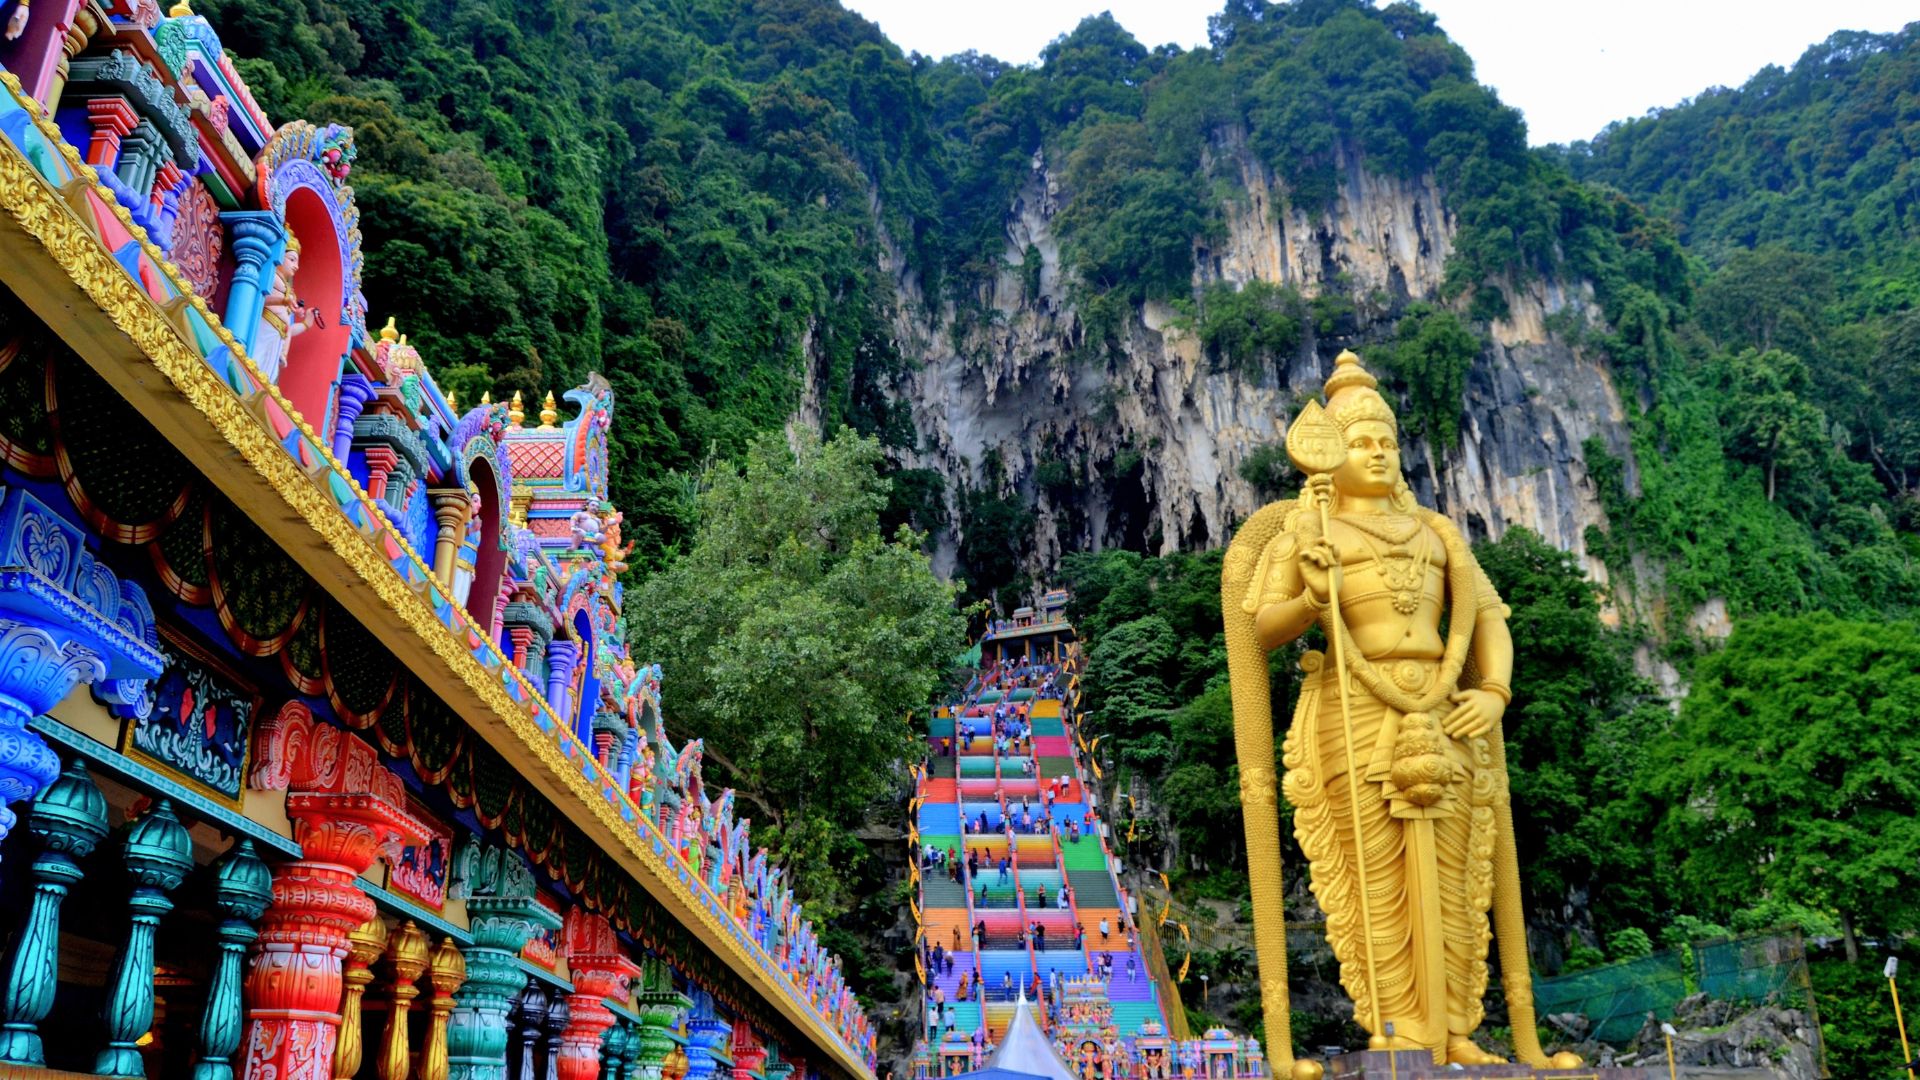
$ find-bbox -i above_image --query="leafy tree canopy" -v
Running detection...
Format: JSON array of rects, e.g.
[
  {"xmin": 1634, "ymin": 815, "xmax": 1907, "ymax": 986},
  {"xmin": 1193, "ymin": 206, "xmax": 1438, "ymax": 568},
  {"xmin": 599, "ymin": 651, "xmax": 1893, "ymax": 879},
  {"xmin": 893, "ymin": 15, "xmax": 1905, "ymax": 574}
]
[{"xmin": 625, "ymin": 428, "xmax": 965, "ymax": 915}]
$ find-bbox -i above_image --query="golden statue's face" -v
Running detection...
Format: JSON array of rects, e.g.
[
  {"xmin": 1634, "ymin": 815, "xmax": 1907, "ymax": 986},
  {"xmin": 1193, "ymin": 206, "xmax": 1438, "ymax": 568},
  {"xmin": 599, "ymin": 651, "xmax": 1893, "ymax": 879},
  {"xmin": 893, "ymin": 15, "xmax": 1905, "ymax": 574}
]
[{"xmin": 1333, "ymin": 419, "xmax": 1400, "ymax": 497}]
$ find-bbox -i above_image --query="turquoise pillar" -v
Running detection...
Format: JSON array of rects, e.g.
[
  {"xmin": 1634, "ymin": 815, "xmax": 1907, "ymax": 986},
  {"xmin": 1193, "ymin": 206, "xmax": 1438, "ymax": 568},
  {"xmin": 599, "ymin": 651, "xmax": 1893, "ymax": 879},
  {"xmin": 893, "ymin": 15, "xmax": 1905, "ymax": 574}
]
[
  {"xmin": 449, "ymin": 905, "xmax": 561, "ymax": 1080},
  {"xmin": 192, "ymin": 839, "xmax": 271, "ymax": 1080},
  {"xmin": 600, "ymin": 1023, "xmax": 629, "ymax": 1080},
  {"xmin": 95, "ymin": 799, "xmax": 193, "ymax": 1078},
  {"xmin": 218, "ymin": 212, "xmax": 286, "ymax": 348},
  {"xmin": 619, "ymin": 1021, "xmax": 642, "ymax": 1080},
  {"xmin": 0, "ymin": 760, "xmax": 107, "ymax": 1064}
]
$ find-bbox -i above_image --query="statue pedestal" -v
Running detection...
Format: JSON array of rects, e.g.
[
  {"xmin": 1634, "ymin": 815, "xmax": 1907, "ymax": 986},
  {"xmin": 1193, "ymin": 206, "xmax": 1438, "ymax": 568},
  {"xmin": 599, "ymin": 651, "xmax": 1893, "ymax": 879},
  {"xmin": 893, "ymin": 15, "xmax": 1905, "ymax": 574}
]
[{"xmin": 1322, "ymin": 1049, "xmax": 1679, "ymax": 1078}]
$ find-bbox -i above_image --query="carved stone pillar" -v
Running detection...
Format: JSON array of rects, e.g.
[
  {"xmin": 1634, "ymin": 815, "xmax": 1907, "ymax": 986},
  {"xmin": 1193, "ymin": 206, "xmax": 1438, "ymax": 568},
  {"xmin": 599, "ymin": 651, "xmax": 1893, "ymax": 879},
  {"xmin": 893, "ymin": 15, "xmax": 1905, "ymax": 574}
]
[
  {"xmin": 507, "ymin": 984, "xmax": 548, "ymax": 1080},
  {"xmin": 419, "ymin": 936, "xmax": 466, "ymax": 1080},
  {"xmin": 599, "ymin": 1024, "xmax": 629, "ymax": 1080},
  {"xmin": 44, "ymin": 3, "xmax": 105, "ymax": 110},
  {"xmin": 448, "ymin": 840, "xmax": 561, "ymax": 1080},
  {"xmin": 729, "ymin": 1028, "xmax": 766, "ymax": 1080},
  {"xmin": 0, "ymin": 491, "xmax": 164, "ymax": 855},
  {"xmin": 242, "ymin": 703, "xmax": 426, "ymax": 1080},
  {"xmin": 0, "ymin": 759, "xmax": 106, "ymax": 1064},
  {"xmin": 219, "ymin": 212, "xmax": 286, "ymax": 349},
  {"xmin": 543, "ymin": 996, "xmax": 570, "ymax": 1080},
  {"xmin": 192, "ymin": 839, "xmax": 273, "ymax": 1080},
  {"xmin": 431, "ymin": 490, "xmax": 474, "ymax": 587},
  {"xmin": 377, "ymin": 920, "xmax": 430, "ymax": 1080},
  {"xmin": 83, "ymin": 97, "xmax": 137, "ymax": 168},
  {"xmin": 365, "ymin": 445, "xmax": 400, "ymax": 505},
  {"xmin": 543, "ymin": 641, "xmax": 579, "ymax": 730},
  {"xmin": 681, "ymin": 997, "xmax": 729, "ymax": 1080},
  {"xmin": 556, "ymin": 909, "xmax": 639, "ymax": 1080},
  {"xmin": 627, "ymin": 959, "xmax": 689, "ymax": 1080},
  {"xmin": 619, "ymin": 1024, "xmax": 642, "ymax": 1080},
  {"xmin": 331, "ymin": 375, "xmax": 376, "ymax": 462},
  {"xmin": 96, "ymin": 799, "xmax": 194, "ymax": 1077},
  {"xmin": 335, "ymin": 917, "xmax": 390, "ymax": 1080}
]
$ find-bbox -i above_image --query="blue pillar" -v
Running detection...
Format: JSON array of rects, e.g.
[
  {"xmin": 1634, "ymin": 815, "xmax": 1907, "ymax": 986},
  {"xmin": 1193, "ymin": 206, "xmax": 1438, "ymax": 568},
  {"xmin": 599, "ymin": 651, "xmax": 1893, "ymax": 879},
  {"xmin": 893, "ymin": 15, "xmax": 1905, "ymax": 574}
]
[
  {"xmin": 219, "ymin": 212, "xmax": 286, "ymax": 349},
  {"xmin": 0, "ymin": 487, "xmax": 165, "ymax": 855}
]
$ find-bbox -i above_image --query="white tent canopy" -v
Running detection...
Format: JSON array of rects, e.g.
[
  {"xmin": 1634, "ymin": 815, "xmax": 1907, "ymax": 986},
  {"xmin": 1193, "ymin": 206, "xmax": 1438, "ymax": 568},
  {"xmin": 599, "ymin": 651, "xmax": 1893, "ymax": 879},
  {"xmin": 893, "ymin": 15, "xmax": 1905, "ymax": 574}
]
[{"xmin": 986, "ymin": 992, "xmax": 1078, "ymax": 1080}]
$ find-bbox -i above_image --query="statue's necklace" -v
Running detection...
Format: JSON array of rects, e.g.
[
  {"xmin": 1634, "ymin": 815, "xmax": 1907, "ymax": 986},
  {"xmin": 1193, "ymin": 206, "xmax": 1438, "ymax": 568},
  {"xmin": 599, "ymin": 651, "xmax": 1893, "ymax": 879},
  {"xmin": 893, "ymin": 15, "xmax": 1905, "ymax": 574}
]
[{"xmin": 1342, "ymin": 514, "xmax": 1430, "ymax": 615}]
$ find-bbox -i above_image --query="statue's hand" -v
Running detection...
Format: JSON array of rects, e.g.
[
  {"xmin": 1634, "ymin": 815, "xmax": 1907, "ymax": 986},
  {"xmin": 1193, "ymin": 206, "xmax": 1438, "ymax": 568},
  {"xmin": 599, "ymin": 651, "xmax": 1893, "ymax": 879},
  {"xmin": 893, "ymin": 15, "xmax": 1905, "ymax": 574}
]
[
  {"xmin": 1442, "ymin": 689, "xmax": 1504, "ymax": 740},
  {"xmin": 5, "ymin": 4, "xmax": 26, "ymax": 41},
  {"xmin": 1299, "ymin": 539, "xmax": 1341, "ymax": 604}
]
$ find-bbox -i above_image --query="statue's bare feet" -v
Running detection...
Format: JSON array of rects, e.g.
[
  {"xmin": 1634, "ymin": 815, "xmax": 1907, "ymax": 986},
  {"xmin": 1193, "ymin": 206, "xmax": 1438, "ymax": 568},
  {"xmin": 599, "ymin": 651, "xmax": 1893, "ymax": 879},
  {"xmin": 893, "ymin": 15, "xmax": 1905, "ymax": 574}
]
[{"xmin": 1445, "ymin": 1037, "xmax": 1506, "ymax": 1065}]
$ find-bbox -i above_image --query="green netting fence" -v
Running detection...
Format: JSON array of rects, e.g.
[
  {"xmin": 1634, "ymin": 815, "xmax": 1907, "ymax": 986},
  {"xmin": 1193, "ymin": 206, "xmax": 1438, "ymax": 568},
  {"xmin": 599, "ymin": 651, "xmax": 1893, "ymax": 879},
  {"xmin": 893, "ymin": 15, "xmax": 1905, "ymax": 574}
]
[{"xmin": 1532, "ymin": 932, "xmax": 1821, "ymax": 1055}]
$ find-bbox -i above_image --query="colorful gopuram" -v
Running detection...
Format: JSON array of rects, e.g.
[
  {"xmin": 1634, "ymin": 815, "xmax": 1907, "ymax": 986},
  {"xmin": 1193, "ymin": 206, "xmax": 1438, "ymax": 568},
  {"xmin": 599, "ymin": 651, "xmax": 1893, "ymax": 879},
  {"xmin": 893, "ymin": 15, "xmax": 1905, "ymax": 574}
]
[
  {"xmin": 0, "ymin": 5, "xmax": 871, "ymax": 1079},
  {"xmin": 908, "ymin": 603, "xmax": 1264, "ymax": 1080}
]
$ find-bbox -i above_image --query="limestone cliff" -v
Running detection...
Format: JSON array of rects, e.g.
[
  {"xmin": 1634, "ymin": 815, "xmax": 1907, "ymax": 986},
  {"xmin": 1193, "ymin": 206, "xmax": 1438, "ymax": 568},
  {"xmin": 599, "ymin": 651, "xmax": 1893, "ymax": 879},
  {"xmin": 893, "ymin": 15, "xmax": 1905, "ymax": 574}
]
[{"xmin": 854, "ymin": 137, "xmax": 1638, "ymax": 587}]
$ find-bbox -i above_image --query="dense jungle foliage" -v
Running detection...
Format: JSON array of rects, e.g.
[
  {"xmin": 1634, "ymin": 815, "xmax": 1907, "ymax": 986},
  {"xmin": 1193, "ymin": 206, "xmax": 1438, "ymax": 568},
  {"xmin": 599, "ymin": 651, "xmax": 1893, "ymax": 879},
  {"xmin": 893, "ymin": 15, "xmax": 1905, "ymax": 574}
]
[{"xmin": 200, "ymin": 0, "xmax": 1920, "ymax": 1057}]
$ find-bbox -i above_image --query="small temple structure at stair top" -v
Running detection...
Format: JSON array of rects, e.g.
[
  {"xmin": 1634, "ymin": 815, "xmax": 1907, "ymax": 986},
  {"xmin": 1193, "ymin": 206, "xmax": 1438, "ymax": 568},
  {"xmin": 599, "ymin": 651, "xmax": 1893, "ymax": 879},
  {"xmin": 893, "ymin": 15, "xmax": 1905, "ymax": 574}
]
[
  {"xmin": 910, "ymin": 601, "xmax": 1264, "ymax": 1080},
  {"xmin": 0, "ymin": 3, "xmax": 871, "ymax": 1079}
]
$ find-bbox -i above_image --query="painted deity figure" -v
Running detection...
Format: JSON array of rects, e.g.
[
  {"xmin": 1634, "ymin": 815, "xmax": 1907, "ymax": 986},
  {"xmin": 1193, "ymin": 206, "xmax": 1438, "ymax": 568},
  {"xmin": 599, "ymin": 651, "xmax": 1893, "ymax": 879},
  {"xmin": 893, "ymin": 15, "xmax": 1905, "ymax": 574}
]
[
  {"xmin": 252, "ymin": 237, "xmax": 311, "ymax": 382},
  {"xmin": 1226, "ymin": 351, "xmax": 1563, "ymax": 1071}
]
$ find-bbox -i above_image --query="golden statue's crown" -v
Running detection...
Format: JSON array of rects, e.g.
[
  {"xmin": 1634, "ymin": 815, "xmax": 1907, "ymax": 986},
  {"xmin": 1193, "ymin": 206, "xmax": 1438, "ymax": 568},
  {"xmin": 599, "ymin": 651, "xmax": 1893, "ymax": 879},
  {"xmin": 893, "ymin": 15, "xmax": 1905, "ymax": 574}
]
[{"xmin": 1324, "ymin": 349, "xmax": 1397, "ymax": 432}]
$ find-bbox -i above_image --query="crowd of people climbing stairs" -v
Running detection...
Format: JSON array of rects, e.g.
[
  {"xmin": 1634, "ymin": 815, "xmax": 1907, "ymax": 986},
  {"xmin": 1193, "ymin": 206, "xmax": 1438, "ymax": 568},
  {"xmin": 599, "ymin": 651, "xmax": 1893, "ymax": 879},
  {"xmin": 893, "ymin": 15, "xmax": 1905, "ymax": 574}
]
[{"xmin": 908, "ymin": 637, "xmax": 1171, "ymax": 1056}]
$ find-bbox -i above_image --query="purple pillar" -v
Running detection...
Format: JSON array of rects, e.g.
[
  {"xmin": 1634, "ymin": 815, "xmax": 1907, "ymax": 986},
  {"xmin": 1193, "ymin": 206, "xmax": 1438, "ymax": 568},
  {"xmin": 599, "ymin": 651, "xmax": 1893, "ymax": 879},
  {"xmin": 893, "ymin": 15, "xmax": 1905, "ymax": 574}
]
[
  {"xmin": 331, "ymin": 374, "xmax": 375, "ymax": 461},
  {"xmin": 545, "ymin": 640, "xmax": 580, "ymax": 736}
]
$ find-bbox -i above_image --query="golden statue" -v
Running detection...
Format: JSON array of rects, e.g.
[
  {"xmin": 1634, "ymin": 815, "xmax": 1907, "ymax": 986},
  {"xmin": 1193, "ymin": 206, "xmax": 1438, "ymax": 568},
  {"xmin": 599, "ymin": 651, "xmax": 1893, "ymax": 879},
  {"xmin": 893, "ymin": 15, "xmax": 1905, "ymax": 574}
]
[{"xmin": 1222, "ymin": 351, "xmax": 1576, "ymax": 1075}]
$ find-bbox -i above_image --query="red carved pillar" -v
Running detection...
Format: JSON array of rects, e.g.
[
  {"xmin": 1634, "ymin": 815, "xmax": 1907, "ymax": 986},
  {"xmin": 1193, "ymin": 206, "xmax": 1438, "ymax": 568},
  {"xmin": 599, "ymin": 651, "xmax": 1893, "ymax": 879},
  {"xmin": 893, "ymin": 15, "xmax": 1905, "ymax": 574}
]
[
  {"xmin": 241, "ymin": 703, "xmax": 426, "ymax": 1080},
  {"xmin": 508, "ymin": 626, "xmax": 534, "ymax": 674},
  {"xmin": 556, "ymin": 909, "xmax": 639, "ymax": 1080},
  {"xmin": 364, "ymin": 446, "xmax": 399, "ymax": 503},
  {"xmin": 84, "ymin": 98, "xmax": 137, "ymax": 168},
  {"xmin": 731, "ymin": 1025, "xmax": 767, "ymax": 1080}
]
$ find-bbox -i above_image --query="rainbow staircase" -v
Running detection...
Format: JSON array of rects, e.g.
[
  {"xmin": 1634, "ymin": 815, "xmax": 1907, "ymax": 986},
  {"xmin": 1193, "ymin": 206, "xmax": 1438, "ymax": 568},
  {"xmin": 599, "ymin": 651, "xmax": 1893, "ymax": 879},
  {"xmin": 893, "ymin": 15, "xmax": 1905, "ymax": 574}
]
[{"xmin": 913, "ymin": 645, "xmax": 1168, "ymax": 1052}]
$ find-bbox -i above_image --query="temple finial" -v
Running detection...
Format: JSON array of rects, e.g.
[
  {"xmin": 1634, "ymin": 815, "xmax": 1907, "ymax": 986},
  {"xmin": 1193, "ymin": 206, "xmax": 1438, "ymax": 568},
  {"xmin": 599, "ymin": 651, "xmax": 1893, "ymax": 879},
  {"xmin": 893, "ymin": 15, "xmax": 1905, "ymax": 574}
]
[{"xmin": 508, "ymin": 390, "xmax": 525, "ymax": 429}]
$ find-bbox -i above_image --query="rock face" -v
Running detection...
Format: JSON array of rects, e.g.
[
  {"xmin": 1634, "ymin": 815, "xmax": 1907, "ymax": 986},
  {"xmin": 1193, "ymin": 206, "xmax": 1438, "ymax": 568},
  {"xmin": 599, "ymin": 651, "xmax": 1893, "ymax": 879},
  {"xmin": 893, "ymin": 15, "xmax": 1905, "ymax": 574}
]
[
  {"xmin": 857, "ymin": 138, "xmax": 1638, "ymax": 585},
  {"xmin": 1580, "ymin": 994, "xmax": 1823, "ymax": 1080}
]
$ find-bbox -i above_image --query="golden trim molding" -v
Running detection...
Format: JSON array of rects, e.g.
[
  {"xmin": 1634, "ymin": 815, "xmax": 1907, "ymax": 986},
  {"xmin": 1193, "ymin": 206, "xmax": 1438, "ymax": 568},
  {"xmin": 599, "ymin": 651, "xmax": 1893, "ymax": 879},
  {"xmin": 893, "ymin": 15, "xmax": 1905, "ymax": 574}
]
[{"xmin": 0, "ymin": 85, "xmax": 866, "ymax": 1079}]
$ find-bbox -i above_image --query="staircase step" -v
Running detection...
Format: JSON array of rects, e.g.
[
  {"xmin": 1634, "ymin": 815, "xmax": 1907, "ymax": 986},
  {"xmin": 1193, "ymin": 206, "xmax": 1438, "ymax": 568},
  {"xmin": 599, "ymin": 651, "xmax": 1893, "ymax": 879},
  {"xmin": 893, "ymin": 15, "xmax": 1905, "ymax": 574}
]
[{"xmin": 1067, "ymin": 869, "xmax": 1120, "ymax": 907}]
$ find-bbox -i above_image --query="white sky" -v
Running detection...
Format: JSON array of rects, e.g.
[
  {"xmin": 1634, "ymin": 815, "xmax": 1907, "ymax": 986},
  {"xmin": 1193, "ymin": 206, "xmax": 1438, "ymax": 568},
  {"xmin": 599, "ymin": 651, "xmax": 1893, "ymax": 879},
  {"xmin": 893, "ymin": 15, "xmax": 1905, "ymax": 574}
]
[{"xmin": 839, "ymin": 0, "xmax": 1916, "ymax": 145}]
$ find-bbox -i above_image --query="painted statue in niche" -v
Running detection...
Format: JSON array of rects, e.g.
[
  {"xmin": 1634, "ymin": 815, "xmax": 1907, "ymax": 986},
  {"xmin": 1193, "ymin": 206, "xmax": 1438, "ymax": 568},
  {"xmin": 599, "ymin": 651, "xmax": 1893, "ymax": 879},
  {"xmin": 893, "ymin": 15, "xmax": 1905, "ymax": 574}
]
[
  {"xmin": 113, "ymin": 626, "xmax": 257, "ymax": 805},
  {"xmin": 251, "ymin": 236, "xmax": 315, "ymax": 383}
]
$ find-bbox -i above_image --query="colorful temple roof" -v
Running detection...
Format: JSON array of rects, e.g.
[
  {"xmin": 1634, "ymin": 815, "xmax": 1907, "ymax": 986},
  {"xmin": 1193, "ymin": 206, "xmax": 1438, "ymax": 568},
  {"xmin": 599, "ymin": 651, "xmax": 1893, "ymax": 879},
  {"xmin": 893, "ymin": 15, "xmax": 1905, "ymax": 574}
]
[{"xmin": 0, "ymin": 3, "xmax": 870, "ymax": 1077}]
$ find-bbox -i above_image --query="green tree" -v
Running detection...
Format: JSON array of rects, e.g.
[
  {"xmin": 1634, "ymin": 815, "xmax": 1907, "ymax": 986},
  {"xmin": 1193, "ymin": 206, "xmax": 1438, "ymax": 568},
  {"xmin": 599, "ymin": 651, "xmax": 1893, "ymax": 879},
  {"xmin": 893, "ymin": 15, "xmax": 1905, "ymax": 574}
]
[
  {"xmin": 1474, "ymin": 528, "xmax": 1668, "ymax": 932},
  {"xmin": 1195, "ymin": 280, "xmax": 1304, "ymax": 377},
  {"xmin": 625, "ymin": 428, "xmax": 965, "ymax": 916},
  {"xmin": 1715, "ymin": 349, "xmax": 1828, "ymax": 503},
  {"xmin": 1380, "ymin": 303, "xmax": 1481, "ymax": 449},
  {"xmin": 1643, "ymin": 612, "xmax": 1920, "ymax": 960}
]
